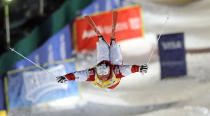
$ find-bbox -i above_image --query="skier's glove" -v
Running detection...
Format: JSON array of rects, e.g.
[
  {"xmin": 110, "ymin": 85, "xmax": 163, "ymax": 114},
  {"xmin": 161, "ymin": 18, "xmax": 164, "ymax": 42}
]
[
  {"xmin": 56, "ymin": 76, "xmax": 68, "ymax": 83},
  {"xmin": 140, "ymin": 64, "xmax": 148, "ymax": 73}
]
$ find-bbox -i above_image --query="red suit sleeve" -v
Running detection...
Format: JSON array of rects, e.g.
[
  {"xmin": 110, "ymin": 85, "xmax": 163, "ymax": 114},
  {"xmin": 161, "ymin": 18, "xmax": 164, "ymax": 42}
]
[
  {"xmin": 65, "ymin": 73, "xmax": 75, "ymax": 80},
  {"xmin": 114, "ymin": 65, "xmax": 141, "ymax": 78},
  {"xmin": 131, "ymin": 65, "xmax": 140, "ymax": 73},
  {"xmin": 64, "ymin": 68, "xmax": 95, "ymax": 82}
]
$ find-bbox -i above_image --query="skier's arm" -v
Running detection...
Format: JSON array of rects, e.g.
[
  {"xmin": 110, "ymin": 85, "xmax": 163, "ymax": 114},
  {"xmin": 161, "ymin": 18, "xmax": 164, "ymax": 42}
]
[
  {"xmin": 114, "ymin": 64, "xmax": 148, "ymax": 78},
  {"xmin": 56, "ymin": 68, "xmax": 95, "ymax": 83}
]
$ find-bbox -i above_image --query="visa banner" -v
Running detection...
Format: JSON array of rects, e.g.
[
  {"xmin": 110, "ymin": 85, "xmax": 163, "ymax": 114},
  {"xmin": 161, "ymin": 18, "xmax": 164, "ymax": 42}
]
[
  {"xmin": 74, "ymin": 6, "xmax": 144, "ymax": 52},
  {"xmin": 158, "ymin": 33, "xmax": 187, "ymax": 79},
  {"xmin": 11, "ymin": 25, "xmax": 72, "ymax": 70},
  {"xmin": 7, "ymin": 61, "xmax": 79, "ymax": 110}
]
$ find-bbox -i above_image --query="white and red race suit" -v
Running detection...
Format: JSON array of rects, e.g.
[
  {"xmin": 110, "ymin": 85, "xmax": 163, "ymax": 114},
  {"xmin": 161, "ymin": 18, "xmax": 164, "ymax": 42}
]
[
  {"xmin": 65, "ymin": 60, "xmax": 142, "ymax": 89},
  {"xmin": 62, "ymin": 37, "xmax": 145, "ymax": 89}
]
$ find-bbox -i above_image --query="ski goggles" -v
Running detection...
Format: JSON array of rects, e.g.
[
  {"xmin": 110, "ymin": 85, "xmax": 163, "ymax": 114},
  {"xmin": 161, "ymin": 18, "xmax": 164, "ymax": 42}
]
[{"xmin": 96, "ymin": 63, "xmax": 110, "ymax": 76}]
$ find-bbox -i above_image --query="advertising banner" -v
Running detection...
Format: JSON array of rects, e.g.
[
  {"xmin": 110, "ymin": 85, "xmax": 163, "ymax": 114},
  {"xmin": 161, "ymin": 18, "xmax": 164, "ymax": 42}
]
[
  {"xmin": 7, "ymin": 61, "xmax": 78, "ymax": 110},
  {"xmin": 0, "ymin": 77, "xmax": 5, "ymax": 111},
  {"xmin": 74, "ymin": 6, "xmax": 144, "ymax": 52},
  {"xmin": 0, "ymin": 110, "xmax": 6, "ymax": 116},
  {"xmin": 11, "ymin": 25, "xmax": 72, "ymax": 70},
  {"xmin": 158, "ymin": 33, "xmax": 187, "ymax": 79},
  {"xmin": 6, "ymin": 24, "xmax": 79, "ymax": 110}
]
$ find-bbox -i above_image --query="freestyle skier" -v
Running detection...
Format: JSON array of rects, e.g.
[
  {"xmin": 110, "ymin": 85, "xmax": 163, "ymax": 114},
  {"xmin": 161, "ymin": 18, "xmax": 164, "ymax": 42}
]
[{"xmin": 56, "ymin": 11, "xmax": 148, "ymax": 89}]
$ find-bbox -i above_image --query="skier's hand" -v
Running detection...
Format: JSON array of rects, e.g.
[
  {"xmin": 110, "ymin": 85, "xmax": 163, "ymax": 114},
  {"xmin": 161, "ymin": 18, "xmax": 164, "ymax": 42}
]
[
  {"xmin": 140, "ymin": 64, "xmax": 148, "ymax": 74},
  {"xmin": 56, "ymin": 76, "xmax": 68, "ymax": 83}
]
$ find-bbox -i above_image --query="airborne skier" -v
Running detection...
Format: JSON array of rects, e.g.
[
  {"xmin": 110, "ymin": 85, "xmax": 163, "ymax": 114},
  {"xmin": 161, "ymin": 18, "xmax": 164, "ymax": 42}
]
[{"xmin": 56, "ymin": 11, "xmax": 148, "ymax": 89}]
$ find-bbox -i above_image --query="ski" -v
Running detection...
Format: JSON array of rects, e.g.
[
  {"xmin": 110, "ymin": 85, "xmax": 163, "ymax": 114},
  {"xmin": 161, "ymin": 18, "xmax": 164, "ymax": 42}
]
[
  {"xmin": 85, "ymin": 16, "xmax": 102, "ymax": 37},
  {"xmin": 111, "ymin": 10, "xmax": 118, "ymax": 40}
]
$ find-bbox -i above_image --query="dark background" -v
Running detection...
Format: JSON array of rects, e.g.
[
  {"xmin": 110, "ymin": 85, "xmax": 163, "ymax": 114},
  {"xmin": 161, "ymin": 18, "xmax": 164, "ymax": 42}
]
[{"xmin": 0, "ymin": 0, "xmax": 66, "ymax": 55}]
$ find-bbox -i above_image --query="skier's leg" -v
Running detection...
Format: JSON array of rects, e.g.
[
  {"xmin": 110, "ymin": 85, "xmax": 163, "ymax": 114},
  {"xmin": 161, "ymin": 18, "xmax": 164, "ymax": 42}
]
[
  {"xmin": 96, "ymin": 36, "xmax": 110, "ymax": 64},
  {"xmin": 110, "ymin": 39, "xmax": 123, "ymax": 65}
]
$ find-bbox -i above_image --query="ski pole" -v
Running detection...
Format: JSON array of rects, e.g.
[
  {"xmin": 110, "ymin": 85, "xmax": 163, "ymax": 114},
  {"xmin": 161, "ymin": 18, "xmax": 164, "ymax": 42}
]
[
  {"xmin": 9, "ymin": 48, "xmax": 57, "ymax": 77},
  {"xmin": 146, "ymin": 15, "xmax": 170, "ymax": 65}
]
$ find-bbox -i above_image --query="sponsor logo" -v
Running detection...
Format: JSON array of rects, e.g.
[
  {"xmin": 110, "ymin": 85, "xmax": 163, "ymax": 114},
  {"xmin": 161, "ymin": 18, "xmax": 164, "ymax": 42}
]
[
  {"xmin": 48, "ymin": 44, "xmax": 54, "ymax": 63},
  {"xmin": 82, "ymin": 22, "xmax": 129, "ymax": 39},
  {"xmin": 23, "ymin": 65, "xmax": 68, "ymax": 103},
  {"xmin": 161, "ymin": 41, "xmax": 182, "ymax": 50},
  {"xmin": 60, "ymin": 34, "xmax": 66, "ymax": 60}
]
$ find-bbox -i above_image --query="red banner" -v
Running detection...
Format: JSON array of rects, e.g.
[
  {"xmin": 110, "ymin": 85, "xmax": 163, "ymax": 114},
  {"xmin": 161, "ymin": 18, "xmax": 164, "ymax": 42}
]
[{"xmin": 74, "ymin": 6, "xmax": 144, "ymax": 52}]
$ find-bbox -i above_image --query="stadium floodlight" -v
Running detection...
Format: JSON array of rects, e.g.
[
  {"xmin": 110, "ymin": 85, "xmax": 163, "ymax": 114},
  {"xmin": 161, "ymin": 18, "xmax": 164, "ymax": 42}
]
[
  {"xmin": 2, "ymin": 0, "xmax": 12, "ymax": 5},
  {"xmin": 4, "ymin": 0, "xmax": 12, "ymax": 3}
]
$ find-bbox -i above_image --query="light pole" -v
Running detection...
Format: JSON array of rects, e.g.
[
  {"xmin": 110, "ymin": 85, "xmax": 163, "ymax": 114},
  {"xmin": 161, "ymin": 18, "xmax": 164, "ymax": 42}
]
[
  {"xmin": 39, "ymin": 0, "xmax": 44, "ymax": 16},
  {"xmin": 4, "ymin": 0, "xmax": 12, "ymax": 48}
]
